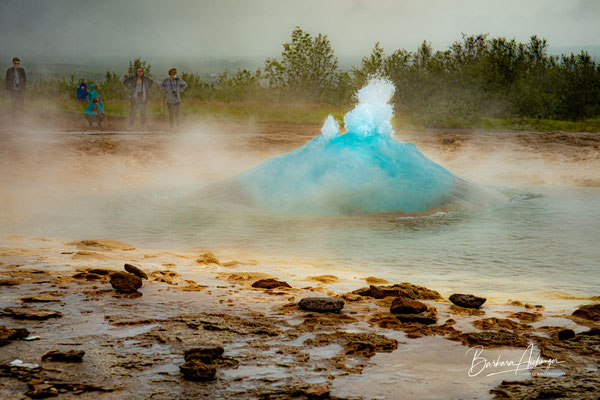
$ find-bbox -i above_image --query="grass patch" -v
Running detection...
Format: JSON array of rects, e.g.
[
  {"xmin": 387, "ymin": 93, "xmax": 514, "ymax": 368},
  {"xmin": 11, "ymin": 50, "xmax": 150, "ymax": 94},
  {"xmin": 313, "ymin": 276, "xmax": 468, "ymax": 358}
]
[{"xmin": 2, "ymin": 95, "xmax": 599, "ymax": 132}]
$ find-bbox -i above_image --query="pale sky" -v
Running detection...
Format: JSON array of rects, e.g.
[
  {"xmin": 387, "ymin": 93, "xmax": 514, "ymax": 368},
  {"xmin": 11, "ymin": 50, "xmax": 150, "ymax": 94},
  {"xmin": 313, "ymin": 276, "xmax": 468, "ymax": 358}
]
[{"xmin": 1, "ymin": 0, "xmax": 598, "ymax": 59}]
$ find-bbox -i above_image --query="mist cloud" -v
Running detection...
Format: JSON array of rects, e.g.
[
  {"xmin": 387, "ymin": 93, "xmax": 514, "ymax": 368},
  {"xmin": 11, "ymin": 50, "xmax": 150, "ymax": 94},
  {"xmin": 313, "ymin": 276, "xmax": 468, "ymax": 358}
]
[{"xmin": 0, "ymin": 0, "xmax": 598, "ymax": 60}]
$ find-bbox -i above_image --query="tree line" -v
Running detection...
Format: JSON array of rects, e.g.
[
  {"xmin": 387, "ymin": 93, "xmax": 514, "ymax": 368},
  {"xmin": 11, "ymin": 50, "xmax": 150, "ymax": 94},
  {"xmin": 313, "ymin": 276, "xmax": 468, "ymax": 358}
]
[{"xmin": 4, "ymin": 27, "xmax": 600, "ymax": 123}]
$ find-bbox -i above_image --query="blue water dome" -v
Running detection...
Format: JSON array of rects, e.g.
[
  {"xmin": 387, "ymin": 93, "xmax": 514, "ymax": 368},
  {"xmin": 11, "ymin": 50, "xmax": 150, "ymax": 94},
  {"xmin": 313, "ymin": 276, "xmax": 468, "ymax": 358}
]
[{"xmin": 234, "ymin": 78, "xmax": 503, "ymax": 215}]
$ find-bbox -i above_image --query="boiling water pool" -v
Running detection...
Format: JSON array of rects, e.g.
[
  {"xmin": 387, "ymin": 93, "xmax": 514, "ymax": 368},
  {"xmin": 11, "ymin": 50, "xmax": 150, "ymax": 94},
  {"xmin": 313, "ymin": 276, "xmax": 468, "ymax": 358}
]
[{"xmin": 6, "ymin": 183, "xmax": 598, "ymax": 304}]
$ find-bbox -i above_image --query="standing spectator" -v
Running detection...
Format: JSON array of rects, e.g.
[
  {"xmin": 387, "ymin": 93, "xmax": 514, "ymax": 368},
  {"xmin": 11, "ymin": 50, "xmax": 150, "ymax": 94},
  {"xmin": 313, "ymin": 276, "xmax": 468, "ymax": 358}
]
[
  {"xmin": 76, "ymin": 82, "xmax": 88, "ymax": 101},
  {"xmin": 86, "ymin": 83, "xmax": 101, "ymax": 103},
  {"xmin": 84, "ymin": 96, "xmax": 105, "ymax": 128},
  {"xmin": 160, "ymin": 68, "xmax": 187, "ymax": 130},
  {"xmin": 123, "ymin": 67, "xmax": 153, "ymax": 129},
  {"xmin": 5, "ymin": 57, "xmax": 26, "ymax": 120}
]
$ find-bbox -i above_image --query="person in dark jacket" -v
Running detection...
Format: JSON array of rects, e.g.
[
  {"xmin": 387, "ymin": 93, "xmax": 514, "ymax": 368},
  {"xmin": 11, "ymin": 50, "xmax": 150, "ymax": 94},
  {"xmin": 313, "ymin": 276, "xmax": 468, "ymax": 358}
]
[
  {"xmin": 123, "ymin": 67, "xmax": 153, "ymax": 129},
  {"xmin": 160, "ymin": 68, "xmax": 187, "ymax": 129},
  {"xmin": 76, "ymin": 82, "xmax": 88, "ymax": 101},
  {"xmin": 5, "ymin": 57, "xmax": 26, "ymax": 119},
  {"xmin": 84, "ymin": 96, "xmax": 105, "ymax": 128}
]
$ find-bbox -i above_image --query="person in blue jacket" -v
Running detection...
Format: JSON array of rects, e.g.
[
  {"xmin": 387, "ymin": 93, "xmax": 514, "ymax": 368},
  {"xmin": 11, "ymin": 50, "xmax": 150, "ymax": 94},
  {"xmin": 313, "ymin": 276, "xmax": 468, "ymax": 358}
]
[
  {"xmin": 76, "ymin": 82, "xmax": 88, "ymax": 101},
  {"xmin": 84, "ymin": 96, "xmax": 105, "ymax": 128},
  {"xmin": 86, "ymin": 83, "xmax": 101, "ymax": 103}
]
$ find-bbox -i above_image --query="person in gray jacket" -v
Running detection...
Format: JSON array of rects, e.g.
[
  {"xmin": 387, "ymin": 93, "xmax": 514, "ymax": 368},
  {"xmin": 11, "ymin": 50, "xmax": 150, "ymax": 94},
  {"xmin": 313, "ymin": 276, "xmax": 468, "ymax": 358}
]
[
  {"xmin": 5, "ymin": 57, "xmax": 26, "ymax": 120},
  {"xmin": 123, "ymin": 67, "xmax": 153, "ymax": 129},
  {"xmin": 160, "ymin": 68, "xmax": 187, "ymax": 129}
]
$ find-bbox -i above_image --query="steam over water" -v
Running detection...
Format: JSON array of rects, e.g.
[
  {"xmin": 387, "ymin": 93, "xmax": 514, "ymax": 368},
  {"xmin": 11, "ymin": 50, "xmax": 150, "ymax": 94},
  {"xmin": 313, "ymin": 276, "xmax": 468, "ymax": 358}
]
[{"xmin": 0, "ymin": 79, "xmax": 598, "ymax": 305}]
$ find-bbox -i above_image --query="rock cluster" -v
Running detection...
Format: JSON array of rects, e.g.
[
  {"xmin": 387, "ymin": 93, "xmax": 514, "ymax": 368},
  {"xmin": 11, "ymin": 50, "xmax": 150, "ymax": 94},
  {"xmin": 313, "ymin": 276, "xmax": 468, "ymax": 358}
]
[{"xmin": 354, "ymin": 283, "xmax": 442, "ymax": 300}]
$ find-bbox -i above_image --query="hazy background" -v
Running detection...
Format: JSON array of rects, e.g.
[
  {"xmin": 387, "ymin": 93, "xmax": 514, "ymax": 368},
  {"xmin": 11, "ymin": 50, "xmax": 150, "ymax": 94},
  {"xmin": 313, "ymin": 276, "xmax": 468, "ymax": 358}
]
[{"xmin": 1, "ymin": 0, "xmax": 599, "ymax": 79}]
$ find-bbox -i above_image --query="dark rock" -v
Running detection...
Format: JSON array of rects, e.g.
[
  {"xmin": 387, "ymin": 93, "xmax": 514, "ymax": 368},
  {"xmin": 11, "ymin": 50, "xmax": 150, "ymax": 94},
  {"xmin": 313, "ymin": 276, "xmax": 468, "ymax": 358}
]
[
  {"xmin": 355, "ymin": 283, "xmax": 442, "ymax": 300},
  {"xmin": 298, "ymin": 297, "xmax": 345, "ymax": 313},
  {"xmin": 72, "ymin": 272, "xmax": 103, "ymax": 280},
  {"xmin": 352, "ymin": 287, "xmax": 371, "ymax": 296},
  {"xmin": 390, "ymin": 297, "xmax": 428, "ymax": 314},
  {"xmin": 26, "ymin": 386, "xmax": 59, "ymax": 398},
  {"xmin": 0, "ymin": 326, "xmax": 29, "ymax": 346},
  {"xmin": 109, "ymin": 272, "xmax": 142, "ymax": 293},
  {"xmin": 1, "ymin": 306, "xmax": 62, "ymax": 320},
  {"xmin": 179, "ymin": 360, "xmax": 217, "ymax": 381},
  {"xmin": 395, "ymin": 311, "xmax": 437, "ymax": 325},
  {"xmin": 41, "ymin": 350, "xmax": 85, "ymax": 362},
  {"xmin": 0, "ymin": 279, "xmax": 20, "ymax": 286},
  {"xmin": 580, "ymin": 328, "xmax": 600, "ymax": 336},
  {"xmin": 449, "ymin": 293, "xmax": 486, "ymax": 309},
  {"xmin": 184, "ymin": 346, "xmax": 225, "ymax": 363},
  {"xmin": 572, "ymin": 303, "xmax": 600, "ymax": 321},
  {"xmin": 251, "ymin": 278, "xmax": 291, "ymax": 289},
  {"xmin": 557, "ymin": 329, "xmax": 575, "ymax": 341},
  {"xmin": 462, "ymin": 330, "xmax": 524, "ymax": 347},
  {"xmin": 87, "ymin": 268, "xmax": 112, "ymax": 275},
  {"xmin": 124, "ymin": 263, "xmax": 148, "ymax": 280}
]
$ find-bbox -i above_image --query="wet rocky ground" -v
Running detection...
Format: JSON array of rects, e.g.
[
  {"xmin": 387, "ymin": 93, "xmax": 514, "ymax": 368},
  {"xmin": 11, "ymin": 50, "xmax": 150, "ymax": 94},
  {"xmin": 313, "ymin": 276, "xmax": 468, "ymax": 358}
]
[{"xmin": 1, "ymin": 237, "xmax": 598, "ymax": 399}]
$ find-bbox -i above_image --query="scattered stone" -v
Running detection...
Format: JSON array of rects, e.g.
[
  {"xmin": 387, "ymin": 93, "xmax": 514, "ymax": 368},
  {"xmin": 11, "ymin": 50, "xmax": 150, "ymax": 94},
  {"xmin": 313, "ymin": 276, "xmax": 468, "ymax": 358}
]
[
  {"xmin": 395, "ymin": 311, "xmax": 437, "ymax": 325},
  {"xmin": 184, "ymin": 346, "xmax": 225, "ymax": 363},
  {"xmin": 109, "ymin": 272, "xmax": 142, "ymax": 293},
  {"xmin": 390, "ymin": 297, "xmax": 428, "ymax": 314},
  {"xmin": 196, "ymin": 252, "xmax": 221, "ymax": 266},
  {"xmin": 179, "ymin": 359, "xmax": 217, "ymax": 381},
  {"xmin": 572, "ymin": 303, "xmax": 600, "ymax": 321},
  {"xmin": 449, "ymin": 293, "xmax": 486, "ymax": 309},
  {"xmin": 0, "ymin": 326, "xmax": 30, "ymax": 346},
  {"xmin": 1, "ymin": 307, "xmax": 62, "ymax": 320},
  {"xmin": 298, "ymin": 297, "xmax": 345, "ymax": 313},
  {"xmin": 149, "ymin": 270, "xmax": 181, "ymax": 285},
  {"xmin": 124, "ymin": 263, "xmax": 148, "ymax": 280},
  {"xmin": 21, "ymin": 294, "xmax": 61, "ymax": 303},
  {"xmin": 0, "ymin": 279, "xmax": 20, "ymax": 286},
  {"xmin": 41, "ymin": 350, "xmax": 85, "ymax": 363},
  {"xmin": 251, "ymin": 278, "xmax": 291, "ymax": 289},
  {"xmin": 557, "ymin": 329, "xmax": 576, "ymax": 341}
]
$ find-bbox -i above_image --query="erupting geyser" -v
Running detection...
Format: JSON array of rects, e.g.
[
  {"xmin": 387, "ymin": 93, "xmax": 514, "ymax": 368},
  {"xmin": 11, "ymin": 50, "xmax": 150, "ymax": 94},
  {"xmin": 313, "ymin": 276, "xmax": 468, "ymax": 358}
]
[{"xmin": 231, "ymin": 78, "xmax": 504, "ymax": 214}]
